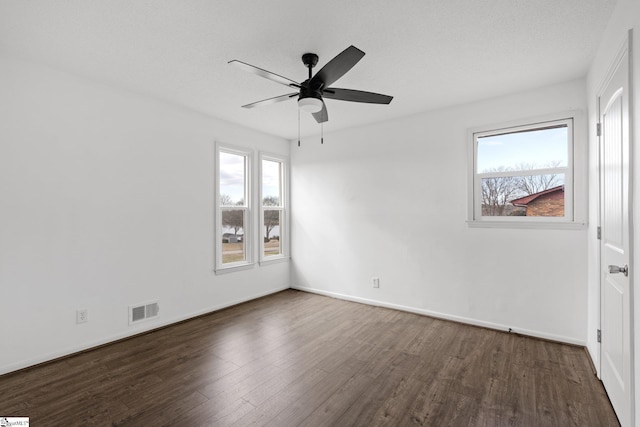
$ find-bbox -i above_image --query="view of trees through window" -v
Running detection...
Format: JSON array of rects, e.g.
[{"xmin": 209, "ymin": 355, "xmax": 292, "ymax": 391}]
[
  {"xmin": 476, "ymin": 123, "xmax": 569, "ymax": 218},
  {"xmin": 481, "ymin": 167, "xmax": 564, "ymax": 216},
  {"xmin": 220, "ymin": 202, "xmax": 245, "ymax": 263}
]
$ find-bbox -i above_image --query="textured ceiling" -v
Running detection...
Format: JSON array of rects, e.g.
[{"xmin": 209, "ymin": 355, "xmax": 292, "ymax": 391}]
[{"xmin": 0, "ymin": 0, "xmax": 616, "ymax": 140}]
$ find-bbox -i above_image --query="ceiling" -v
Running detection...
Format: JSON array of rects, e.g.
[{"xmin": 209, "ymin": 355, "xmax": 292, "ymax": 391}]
[{"xmin": 0, "ymin": 0, "xmax": 617, "ymax": 140}]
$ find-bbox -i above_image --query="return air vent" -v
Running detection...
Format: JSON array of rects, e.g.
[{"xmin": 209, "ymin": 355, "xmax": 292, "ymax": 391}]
[{"xmin": 129, "ymin": 301, "xmax": 159, "ymax": 325}]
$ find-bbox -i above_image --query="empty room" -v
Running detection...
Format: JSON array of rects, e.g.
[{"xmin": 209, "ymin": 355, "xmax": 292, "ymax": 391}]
[{"xmin": 1, "ymin": 0, "xmax": 639, "ymax": 426}]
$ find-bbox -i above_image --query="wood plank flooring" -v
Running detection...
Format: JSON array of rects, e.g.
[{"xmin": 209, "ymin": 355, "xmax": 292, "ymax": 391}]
[{"xmin": 0, "ymin": 290, "xmax": 619, "ymax": 426}]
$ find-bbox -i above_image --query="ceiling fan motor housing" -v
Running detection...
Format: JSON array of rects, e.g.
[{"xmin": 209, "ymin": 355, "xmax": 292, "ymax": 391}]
[{"xmin": 298, "ymin": 84, "xmax": 322, "ymax": 102}]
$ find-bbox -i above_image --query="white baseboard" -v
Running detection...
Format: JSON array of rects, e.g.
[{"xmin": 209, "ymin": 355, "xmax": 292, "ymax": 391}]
[
  {"xmin": 0, "ymin": 285, "xmax": 289, "ymax": 376},
  {"xmin": 3, "ymin": 284, "xmax": 587, "ymax": 376},
  {"xmin": 291, "ymin": 285, "xmax": 586, "ymax": 347},
  {"xmin": 586, "ymin": 340, "xmax": 601, "ymax": 378}
]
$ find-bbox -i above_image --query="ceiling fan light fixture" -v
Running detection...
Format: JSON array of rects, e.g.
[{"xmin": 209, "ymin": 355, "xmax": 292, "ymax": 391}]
[{"xmin": 298, "ymin": 97, "xmax": 323, "ymax": 113}]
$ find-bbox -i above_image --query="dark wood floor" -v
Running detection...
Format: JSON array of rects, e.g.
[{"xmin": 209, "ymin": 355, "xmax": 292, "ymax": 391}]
[{"xmin": 1, "ymin": 290, "xmax": 619, "ymax": 426}]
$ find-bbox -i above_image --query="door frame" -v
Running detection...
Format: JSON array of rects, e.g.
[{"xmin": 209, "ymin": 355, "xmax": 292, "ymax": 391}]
[{"xmin": 598, "ymin": 28, "xmax": 635, "ymax": 426}]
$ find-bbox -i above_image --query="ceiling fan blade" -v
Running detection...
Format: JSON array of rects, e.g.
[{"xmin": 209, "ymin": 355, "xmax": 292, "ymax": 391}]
[
  {"xmin": 229, "ymin": 60, "xmax": 301, "ymax": 88},
  {"xmin": 312, "ymin": 102, "xmax": 328, "ymax": 123},
  {"xmin": 309, "ymin": 46, "xmax": 365, "ymax": 89},
  {"xmin": 323, "ymin": 88, "xmax": 393, "ymax": 104},
  {"xmin": 242, "ymin": 93, "xmax": 298, "ymax": 109}
]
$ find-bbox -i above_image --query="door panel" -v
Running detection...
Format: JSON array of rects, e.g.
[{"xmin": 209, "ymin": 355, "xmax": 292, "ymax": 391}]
[{"xmin": 600, "ymin": 38, "xmax": 631, "ymax": 427}]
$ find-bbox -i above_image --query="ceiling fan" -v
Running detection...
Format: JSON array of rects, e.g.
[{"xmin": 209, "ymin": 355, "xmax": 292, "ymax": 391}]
[{"xmin": 229, "ymin": 45, "xmax": 393, "ymax": 124}]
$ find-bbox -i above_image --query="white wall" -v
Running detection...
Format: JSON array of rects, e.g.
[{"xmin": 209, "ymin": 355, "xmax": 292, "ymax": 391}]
[
  {"xmin": 291, "ymin": 79, "xmax": 588, "ymax": 344},
  {"xmin": 586, "ymin": 0, "xmax": 640, "ymax": 420},
  {"xmin": 0, "ymin": 54, "xmax": 290, "ymax": 375}
]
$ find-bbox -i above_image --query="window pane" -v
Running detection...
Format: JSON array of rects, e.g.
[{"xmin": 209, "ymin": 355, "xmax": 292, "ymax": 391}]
[
  {"xmin": 481, "ymin": 174, "xmax": 565, "ymax": 217},
  {"xmin": 263, "ymin": 210, "xmax": 281, "ymax": 257},
  {"xmin": 477, "ymin": 125, "xmax": 568, "ymax": 173},
  {"xmin": 220, "ymin": 152, "xmax": 246, "ymax": 206},
  {"xmin": 221, "ymin": 209, "xmax": 245, "ymax": 263},
  {"xmin": 262, "ymin": 160, "xmax": 281, "ymax": 206}
]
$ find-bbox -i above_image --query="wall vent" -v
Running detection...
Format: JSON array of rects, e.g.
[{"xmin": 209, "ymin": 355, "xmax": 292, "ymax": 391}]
[{"xmin": 129, "ymin": 301, "xmax": 159, "ymax": 325}]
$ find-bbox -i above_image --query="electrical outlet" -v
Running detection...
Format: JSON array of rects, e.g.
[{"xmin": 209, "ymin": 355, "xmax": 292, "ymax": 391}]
[
  {"xmin": 372, "ymin": 277, "xmax": 380, "ymax": 288},
  {"xmin": 76, "ymin": 309, "xmax": 88, "ymax": 324}
]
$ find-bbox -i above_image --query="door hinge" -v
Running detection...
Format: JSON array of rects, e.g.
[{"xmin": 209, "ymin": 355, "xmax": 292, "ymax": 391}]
[
  {"xmin": 597, "ymin": 329, "xmax": 602, "ymax": 343},
  {"xmin": 597, "ymin": 123, "xmax": 602, "ymax": 137},
  {"xmin": 597, "ymin": 226, "xmax": 601, "ymax": 240}
]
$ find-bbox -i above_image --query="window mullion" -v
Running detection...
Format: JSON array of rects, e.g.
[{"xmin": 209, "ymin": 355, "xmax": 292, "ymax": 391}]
[{"xmin": 477, "ymin": 167, "xmax": 568, "ymax": 179}]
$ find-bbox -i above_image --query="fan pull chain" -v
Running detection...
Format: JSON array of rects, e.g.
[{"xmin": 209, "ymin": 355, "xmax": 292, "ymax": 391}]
[
  {"xmin": 321, "ymin": 123, "xmax": 324, "ymax": 144},
  {"xmin": 297, "ymin": 109, "xmax": 301, "ymax": 147}
]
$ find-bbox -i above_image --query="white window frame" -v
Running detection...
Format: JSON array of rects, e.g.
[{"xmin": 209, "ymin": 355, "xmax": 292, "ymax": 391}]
[
  {"xmin": 215, "ymin": 143, "xmax": 253, "ymax": 272},
  {"xmin": 467, "ymin": 113, "xmax": 584, "ymax": 229},
  {"xmin": 259, "ymin": 152, "xmax": 289, "ymax": 264}
]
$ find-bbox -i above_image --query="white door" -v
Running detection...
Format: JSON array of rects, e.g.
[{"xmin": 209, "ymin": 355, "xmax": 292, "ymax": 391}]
[{"xmin": 600, "ymin": 35, "xmax": 632, "ymax": 427}]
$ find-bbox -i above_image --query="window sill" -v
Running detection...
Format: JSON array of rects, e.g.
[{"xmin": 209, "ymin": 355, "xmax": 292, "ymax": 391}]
[
  {"xmin": 466, "ymin": 220, "xmax": 586, "ymax": 230},
  {"xmin": 214, "ymin": 262, "xmax": 255, "ymax": 275},
  {"xmin": 259, "ymin": 256, "xmax": 290, "ymax": 266}
]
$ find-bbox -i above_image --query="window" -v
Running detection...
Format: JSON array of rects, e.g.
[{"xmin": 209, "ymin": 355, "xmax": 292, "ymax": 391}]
[
  {"xmin": 260, "ymin": 154, "xmax": 288, "ymax": 262},
  {"xmin": 216, "ymin": 145, "xmax": 252, "ymax": 270},
  {"xmin": 469, "ymin": 117, "xmax": 575, "ymax": 226}
]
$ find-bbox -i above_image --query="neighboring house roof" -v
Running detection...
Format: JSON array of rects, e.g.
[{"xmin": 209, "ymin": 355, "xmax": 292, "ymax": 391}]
[{"xmin": 510, "ymin": 185, "xmax": 564, "ymax": 207}]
